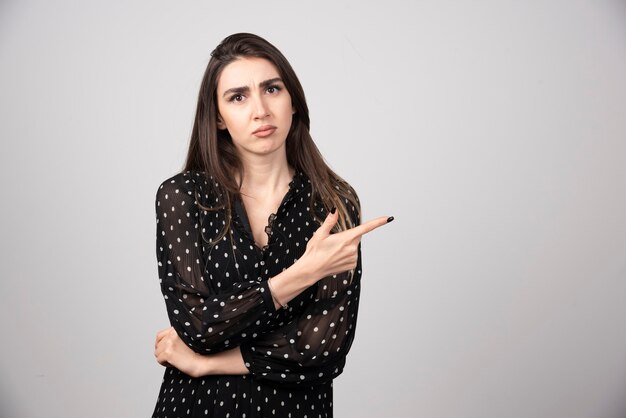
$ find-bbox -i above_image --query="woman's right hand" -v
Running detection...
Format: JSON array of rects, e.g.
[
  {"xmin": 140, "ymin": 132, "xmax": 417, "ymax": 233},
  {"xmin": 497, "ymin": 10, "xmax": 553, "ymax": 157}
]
[
  {"xmin": 265, "ymin": 208, "xmax": 392, "ymax": 310},
  {"xmin": 298, "ymin": 208, "xmax": 392, "ymax": 281}
]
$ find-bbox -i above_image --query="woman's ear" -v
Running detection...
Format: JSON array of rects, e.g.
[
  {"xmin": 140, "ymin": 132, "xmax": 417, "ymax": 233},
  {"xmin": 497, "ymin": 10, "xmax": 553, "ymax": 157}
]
[{"xmin": 216, "ymin": 114, "xmax": 226, "ymax": 130}]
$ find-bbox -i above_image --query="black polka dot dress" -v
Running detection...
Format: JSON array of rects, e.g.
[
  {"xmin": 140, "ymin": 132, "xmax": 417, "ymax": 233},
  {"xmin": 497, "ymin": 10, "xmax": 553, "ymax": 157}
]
[{"xmin": 152, "ymin": 170, "xmax": 362, "ymax": 418}]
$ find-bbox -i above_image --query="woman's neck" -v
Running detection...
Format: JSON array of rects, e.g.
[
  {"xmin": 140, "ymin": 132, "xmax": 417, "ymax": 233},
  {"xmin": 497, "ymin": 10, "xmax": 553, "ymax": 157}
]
[{"xmin": 237, "ymin": 155, "xmax": 295, "ymax": 197}]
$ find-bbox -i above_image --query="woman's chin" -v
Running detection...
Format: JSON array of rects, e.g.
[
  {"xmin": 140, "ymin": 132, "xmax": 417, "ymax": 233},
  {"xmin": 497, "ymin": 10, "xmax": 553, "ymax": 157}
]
[{"xmin": 239, "ymin": 140, "xmax": 287, "ymax": 158}]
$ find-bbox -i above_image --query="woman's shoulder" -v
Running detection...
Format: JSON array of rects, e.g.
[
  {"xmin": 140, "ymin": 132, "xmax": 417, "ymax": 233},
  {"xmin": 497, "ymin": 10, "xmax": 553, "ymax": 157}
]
[
  {"xmin": 155, "ymin": 170, "xmax": 217, "ymax": 202},
  {"xmin": 157, "ymin": 169, "xmax": 211, "ymax": 186}
]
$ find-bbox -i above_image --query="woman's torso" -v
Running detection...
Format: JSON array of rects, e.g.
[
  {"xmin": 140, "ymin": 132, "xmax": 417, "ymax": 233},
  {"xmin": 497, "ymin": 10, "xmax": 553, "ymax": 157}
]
[{"xmin": 153, "ymin": 169, "xmax": 337, "ymax": 417}]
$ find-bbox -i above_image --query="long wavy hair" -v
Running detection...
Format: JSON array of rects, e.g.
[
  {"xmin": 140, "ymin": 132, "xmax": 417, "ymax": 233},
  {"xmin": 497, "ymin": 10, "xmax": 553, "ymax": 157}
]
[{"xmin": 184, "ymin": 33, "xmax": 360, "ymax": 245}]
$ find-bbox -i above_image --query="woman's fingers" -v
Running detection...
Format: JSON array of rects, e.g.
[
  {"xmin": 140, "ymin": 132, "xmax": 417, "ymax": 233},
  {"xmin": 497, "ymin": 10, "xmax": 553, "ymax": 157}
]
[
  {"xmin": 155, "ymin": 334, "xmax": 169, "ymax": 356},
  {"xmin": 315, "ymin": 207, "xmax": 339, "ymax": 237},
  {"xmin": 347, "ymin": 216, "xmax": 393, "ymax": 240},
  {"xmin": 155, "ymin": 329, "xmax": 175, "ymax": 360},
  {"xmin": 301, "ymin": 212, "xmax": 392, "ymax": 279},
  {"xmin": 154, "ymin": 327, "xmax": 197, "ymax": 373},
  {"xmin": 316, "ymin": 210, "xmax": 392, "ymax": 241},
  {"xmin": 157, "ymin": 327, "xmax": 173, "ymax": 339},
  {"xmin": 155, "ymin": 326, "xmax": 174, "ymax": 349},
  {"xmin": 156, "ymin": 351, "xmax": 170, "ymax": 367}
]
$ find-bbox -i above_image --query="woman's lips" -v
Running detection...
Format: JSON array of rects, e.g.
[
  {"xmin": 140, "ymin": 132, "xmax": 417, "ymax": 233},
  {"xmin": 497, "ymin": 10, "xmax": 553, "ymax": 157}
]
[{"xmin": 252, "ymin": 125, "xmax": 277, "ymax": 137}]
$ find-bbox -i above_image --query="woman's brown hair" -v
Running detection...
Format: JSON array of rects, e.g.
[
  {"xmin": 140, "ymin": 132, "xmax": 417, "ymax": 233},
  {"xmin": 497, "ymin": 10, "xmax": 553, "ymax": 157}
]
[{"xmin": 184, "ymin": 32, "xmax": 360, "ymax": 245}]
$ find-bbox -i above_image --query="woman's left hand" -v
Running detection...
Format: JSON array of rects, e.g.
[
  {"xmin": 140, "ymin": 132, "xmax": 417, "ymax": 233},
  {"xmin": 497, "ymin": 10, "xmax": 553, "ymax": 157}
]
[{"xmin": 154, "ymin": 327, "xmax": 204, "ymax": 377}]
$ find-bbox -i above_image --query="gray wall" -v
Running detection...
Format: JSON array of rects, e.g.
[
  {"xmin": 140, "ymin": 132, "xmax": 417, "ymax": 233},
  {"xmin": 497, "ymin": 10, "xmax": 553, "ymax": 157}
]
[{"xmin": 1, "ymin": 1, "xmax": 625, "ymax": 417}]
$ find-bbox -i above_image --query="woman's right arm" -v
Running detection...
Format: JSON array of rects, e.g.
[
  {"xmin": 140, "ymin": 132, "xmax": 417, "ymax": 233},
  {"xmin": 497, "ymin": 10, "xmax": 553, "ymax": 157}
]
[{"xmin": 155, "ymin": 173, "xmax": 281, "ymax": 354}]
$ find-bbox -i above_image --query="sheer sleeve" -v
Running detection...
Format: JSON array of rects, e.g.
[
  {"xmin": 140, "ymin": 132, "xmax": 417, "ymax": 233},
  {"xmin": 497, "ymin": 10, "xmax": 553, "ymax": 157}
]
[
  {"xmin": 155, "ymin": 172, "xmax": 279, "ymax": 354},
  {"xmin": 240, "ymin": 196, "xmax": 363, "ymax": 385}
]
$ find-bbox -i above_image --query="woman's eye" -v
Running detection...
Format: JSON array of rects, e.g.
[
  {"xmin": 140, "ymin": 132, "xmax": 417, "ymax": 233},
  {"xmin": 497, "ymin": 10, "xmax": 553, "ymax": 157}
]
[
  {"xmin": 266, "ymin": 85, "xmax": 282, "ymax": 94},
  {"xmin": 229, "ymin": 94, "xmax": 244, "ymax": 102}
]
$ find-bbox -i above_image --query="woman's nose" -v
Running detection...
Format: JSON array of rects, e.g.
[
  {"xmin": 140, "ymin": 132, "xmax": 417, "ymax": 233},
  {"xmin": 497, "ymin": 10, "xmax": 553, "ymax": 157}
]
[{"xmin": 253, "ymin": 96, "xmax": 269, "ymax": 119}]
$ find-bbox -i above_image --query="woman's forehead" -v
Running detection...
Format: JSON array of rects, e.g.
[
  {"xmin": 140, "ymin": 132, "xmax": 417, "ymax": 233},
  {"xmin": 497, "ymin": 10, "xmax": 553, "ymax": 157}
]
[{"xmin": 217, "ymin": 57, "xmax": 281, "ymax": 92}]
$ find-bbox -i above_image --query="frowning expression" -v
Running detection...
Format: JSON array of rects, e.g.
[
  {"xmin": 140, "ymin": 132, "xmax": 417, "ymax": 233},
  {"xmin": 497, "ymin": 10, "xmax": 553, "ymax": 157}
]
[{"xmin": 216, "ymin": 57, "xmax": 294, "ymax": 159}]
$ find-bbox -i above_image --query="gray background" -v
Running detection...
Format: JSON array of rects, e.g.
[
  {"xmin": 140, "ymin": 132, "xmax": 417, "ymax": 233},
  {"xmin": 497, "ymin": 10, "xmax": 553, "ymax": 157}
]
[{"xmin": 1, "ymin": 1, "xmax": 625, "ymax": 417}]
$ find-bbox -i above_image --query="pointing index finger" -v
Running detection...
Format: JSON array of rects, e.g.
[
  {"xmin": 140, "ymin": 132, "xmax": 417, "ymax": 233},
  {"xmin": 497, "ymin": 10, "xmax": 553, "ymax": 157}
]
[{"xmin": 347, "ymin": 216, "xmax": 393, "ymax": 239}]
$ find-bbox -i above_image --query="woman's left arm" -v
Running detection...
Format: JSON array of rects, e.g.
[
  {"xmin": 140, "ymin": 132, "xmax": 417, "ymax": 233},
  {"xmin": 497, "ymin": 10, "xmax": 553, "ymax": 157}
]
[
  {"xmin": 154, "ymin": 327, "xmax": 248, "ymax": 377},
  {"xmin": 155, "ymin": 245, "xmax": 362, "ymax": 383}
]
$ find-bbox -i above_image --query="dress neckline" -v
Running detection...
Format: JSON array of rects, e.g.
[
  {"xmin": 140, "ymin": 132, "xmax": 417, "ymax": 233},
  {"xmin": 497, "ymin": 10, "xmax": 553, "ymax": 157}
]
[{"xmin": 232, "ymin": 170, "xmax": 306, "ymax": 253}]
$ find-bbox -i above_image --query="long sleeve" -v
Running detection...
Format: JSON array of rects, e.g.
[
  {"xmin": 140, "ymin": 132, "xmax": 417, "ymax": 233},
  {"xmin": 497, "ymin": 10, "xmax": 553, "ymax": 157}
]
[
  {"xmin": 240, "ymin": 260, "xmax": 362, "ymax": 385},
  {"xmin": 240, "ymin": 197, "xmax": 363, "ymax": 386},
  {"xmin": 155, "ymin": 172, "xmax": 280, "ymax": 354}
]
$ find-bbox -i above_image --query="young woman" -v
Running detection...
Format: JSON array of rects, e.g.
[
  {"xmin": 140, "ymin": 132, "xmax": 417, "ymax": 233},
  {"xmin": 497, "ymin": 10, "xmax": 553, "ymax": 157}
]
[{"xmin": 152, "ymin": 33, "xmax": 392, "ymax": 417}]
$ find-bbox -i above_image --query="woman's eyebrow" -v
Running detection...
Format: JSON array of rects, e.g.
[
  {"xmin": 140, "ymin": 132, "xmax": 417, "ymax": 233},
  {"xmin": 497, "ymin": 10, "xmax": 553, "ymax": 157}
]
[
  {"xmin": 259, "ymin": 77, "xmax": 283, "ymax": 88},
  {"xmin": 222, "ymin": 77, "xmax": 284, "ymax": 98}
]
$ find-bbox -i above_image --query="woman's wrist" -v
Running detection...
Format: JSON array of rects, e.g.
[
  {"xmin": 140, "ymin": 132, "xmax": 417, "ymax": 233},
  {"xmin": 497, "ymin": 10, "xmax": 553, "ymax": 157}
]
[
  {"xmin": 291, "ymin": 254, "xmax": 321, "ymax": 286},
  {"xmin": 270, "ymin": 257, "xmax": 319, "ymax": 306},
  {"xmin": 267, "ymin": 277, "xmax": 288, "ymax": 309},
  {"xmin": 189, "ymin": 348, "xmax": 249, "ymax": 377},
  {"xmin": 192, "ymin": 352, "xmax": 214, "ymax": 377}
]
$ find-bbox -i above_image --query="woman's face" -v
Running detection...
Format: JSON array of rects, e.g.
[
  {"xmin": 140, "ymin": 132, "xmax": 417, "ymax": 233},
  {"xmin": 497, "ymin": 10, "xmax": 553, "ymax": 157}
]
[{"xmin": 216, "ymin": 57, "xmax": 294, "ymax": 160}]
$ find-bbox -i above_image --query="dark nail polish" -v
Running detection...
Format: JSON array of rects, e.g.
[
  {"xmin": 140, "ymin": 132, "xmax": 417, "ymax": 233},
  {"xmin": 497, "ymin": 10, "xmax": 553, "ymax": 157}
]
[
  {"xmin": 387, "ymin": 216, "xmax": 394, "ymax": 223},
  {"xmin": 330, "ymin": 207, "xmax": 337, "ymax": 214}
]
